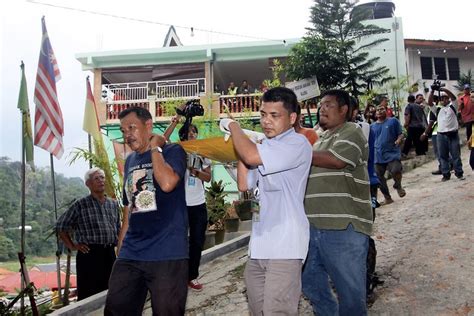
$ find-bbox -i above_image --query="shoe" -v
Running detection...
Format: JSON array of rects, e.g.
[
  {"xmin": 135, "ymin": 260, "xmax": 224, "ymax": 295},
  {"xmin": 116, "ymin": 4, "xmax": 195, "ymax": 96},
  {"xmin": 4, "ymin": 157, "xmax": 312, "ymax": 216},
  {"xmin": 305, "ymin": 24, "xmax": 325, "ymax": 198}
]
[
  {"xmin": 456, "ymin": 175, "xmax": 466, "ymax": 180},
  {"xmin": 188, "ymin": 279, "xmax": 203, "ymax": 292},
  {"xmin": 397, "ymin": 188, "xmax": 406, "ymax": 198},
  {"xmin": 380, "ymin": 198, "xmax": 394, "ymax": 206},
  {"xmin": 431, "ymin": 170, "xmax": 442, "ymax": 175},
  {"xmin": 441, "ymin": 176, "xmax": 450, "ymax": 182}
]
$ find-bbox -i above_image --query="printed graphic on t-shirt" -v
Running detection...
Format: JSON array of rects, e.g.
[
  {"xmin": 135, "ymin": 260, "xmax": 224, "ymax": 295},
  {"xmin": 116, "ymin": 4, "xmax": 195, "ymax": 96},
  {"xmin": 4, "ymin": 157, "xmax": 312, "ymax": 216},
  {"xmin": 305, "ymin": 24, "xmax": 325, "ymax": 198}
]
[{"xmin": 126, "ymin": 166, "xmax": 156, "ymax": 213}]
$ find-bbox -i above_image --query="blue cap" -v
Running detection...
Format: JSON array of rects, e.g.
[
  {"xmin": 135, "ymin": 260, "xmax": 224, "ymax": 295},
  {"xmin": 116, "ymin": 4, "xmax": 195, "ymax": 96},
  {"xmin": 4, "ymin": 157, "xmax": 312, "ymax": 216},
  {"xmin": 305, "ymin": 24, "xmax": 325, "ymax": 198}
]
[{"xmin": 464, "ymin": 84, "xmax": 471, "ymax": 90}]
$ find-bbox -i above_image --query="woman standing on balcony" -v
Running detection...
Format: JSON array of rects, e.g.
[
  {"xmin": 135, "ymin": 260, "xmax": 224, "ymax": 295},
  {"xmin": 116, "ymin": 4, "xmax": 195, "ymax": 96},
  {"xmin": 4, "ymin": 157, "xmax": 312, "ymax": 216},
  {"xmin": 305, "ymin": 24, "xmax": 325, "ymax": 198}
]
[{"xmin": 164, "ymin": 114, "xmax": 212, "ymax": 292}]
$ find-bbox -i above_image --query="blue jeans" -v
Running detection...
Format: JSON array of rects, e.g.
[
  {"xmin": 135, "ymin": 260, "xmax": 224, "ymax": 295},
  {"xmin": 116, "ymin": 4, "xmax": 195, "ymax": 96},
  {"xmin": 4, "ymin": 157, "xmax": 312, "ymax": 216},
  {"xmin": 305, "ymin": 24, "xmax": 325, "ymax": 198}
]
[
  {"xmin": 437, "ymin": 131, "xmax": 463, "ymax": 177},
  {"xmin": 302, "ymin": 224, "xmax": 368, "ymax": 316}
]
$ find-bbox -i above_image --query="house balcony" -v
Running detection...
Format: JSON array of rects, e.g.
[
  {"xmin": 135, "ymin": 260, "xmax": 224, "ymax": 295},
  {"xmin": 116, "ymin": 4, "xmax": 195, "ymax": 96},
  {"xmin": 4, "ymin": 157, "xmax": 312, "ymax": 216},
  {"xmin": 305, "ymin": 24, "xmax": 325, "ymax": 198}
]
[{"xmin": 100, "ymin": 79, "xmax": 319, "ymax": 127}]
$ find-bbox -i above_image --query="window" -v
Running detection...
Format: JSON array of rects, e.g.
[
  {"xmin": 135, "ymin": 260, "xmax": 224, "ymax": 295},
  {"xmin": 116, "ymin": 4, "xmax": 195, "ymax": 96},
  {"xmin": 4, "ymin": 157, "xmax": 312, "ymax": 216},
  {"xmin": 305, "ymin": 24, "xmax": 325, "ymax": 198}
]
[
  {"xmin": 434, "ymin": 58, "xmax": 447, "ymax": 80},
  {"xmin": 419, "ymin": 57, "xmax": 460, "ymax": 80},
  {"xmin": 447, "ymin": 58, "xmax": 460, "ymax": 80},
  {"xmin": 420, "ymin": 57, "xmax": 433, "ymax": 80}
]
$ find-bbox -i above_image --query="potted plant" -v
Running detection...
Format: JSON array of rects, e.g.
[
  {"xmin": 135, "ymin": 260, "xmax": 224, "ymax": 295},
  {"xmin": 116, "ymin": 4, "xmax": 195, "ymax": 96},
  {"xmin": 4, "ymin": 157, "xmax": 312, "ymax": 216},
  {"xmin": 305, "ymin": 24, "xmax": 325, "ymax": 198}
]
[
  {"xmin": 224, "ymin": 204, "xmax": 240, "ymax": 233},
  {"xmin": 234, "ymin": 190, "xmax": 254, "ymax": 221},
  {"xmin": 206, "ymin": 180, "xmax": 230, "ymax": 245}
]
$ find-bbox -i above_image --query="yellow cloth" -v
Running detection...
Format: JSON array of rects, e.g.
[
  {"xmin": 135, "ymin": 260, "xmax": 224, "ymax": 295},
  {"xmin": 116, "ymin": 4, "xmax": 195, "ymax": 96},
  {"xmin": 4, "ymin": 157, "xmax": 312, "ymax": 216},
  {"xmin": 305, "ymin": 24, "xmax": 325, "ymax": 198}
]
[{"xmin": 180, "ymin": 137, "xmax": 238, "ymax": 163}]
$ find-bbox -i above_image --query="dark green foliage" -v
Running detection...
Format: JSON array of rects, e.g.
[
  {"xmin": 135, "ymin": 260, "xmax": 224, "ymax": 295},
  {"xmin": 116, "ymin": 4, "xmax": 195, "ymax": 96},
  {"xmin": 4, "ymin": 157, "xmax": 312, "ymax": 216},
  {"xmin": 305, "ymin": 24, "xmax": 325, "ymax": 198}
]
[
  {"xmin": 0, "ymin": 157, "xmax": 88, "ymax": 260},
  {"xmin": 286, "ymin": 0, "xmax": 393, "ymax": 96},
  {"xmin": 205, "ymin": 180, "xmax": 230, "ymax": 229},
  {"xmin": 454, "ymin": 69, "xmax": 473, "ymax": 91}
]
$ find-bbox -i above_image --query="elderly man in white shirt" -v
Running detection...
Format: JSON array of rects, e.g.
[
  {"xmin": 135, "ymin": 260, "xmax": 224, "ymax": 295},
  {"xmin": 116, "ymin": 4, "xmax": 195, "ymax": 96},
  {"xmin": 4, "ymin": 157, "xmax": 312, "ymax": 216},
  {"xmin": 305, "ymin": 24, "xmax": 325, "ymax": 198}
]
[{"xmin": 220, "ymin": 86, "xmax": 312, "ymax": 315}]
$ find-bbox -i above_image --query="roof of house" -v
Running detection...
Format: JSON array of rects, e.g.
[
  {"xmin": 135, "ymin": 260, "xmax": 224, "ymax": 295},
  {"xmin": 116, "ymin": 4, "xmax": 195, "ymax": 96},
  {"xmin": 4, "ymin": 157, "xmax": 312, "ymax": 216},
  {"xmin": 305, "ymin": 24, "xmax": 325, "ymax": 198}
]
[
  {"xmin": 75, "ymin": 39, "xmax": 298, "ymax": 70},
  {"xmin": 404, "ymin": 38, "xmax": 474, "ymax": 50}
]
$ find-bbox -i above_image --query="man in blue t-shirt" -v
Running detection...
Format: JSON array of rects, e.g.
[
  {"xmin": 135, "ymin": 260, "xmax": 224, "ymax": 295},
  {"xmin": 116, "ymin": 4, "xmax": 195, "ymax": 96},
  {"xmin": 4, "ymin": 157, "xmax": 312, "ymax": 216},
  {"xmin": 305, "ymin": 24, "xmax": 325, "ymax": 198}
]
[
  {"xmin": 105, "ymin": 107, "xmax": 188, "ymax": 315},
  {"xmin": 371, "ymin": 105, "xmax": 406, "ymax": 205}
]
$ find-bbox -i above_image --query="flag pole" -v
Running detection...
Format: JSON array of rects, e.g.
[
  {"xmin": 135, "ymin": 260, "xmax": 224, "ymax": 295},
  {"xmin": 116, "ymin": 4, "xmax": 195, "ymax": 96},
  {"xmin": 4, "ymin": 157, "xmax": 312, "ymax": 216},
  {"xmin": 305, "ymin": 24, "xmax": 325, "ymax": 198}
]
[
  {"xmin": 49, "ymin": 154, "xmax": 62, "ymax": 303},
  {"xmin": 19, "ymin": 62, "xmax": 27, "ymax": 315},
  {"xmin": 87, "ymin": 76, "xmax": 93, "ymax": 169},
  {"xmin": 88, "ymin": 135, "xmax": 93, "ymax": 168}
]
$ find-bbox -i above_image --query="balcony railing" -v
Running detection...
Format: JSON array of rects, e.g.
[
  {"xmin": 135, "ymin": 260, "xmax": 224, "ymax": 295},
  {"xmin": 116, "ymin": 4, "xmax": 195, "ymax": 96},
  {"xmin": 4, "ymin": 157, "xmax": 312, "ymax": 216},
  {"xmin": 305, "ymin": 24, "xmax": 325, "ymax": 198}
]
[
  {"xmin": 103, "ymin": 79, "xmax": 205, "ymax": 121},
  {"xmin": 101, "ymin": 80, "xmax": 318, "ymax": 122},
  {"xmin": 219, "ymin": 94, "xmax": 261, "ymax": 114},
  {"xmin": 103, "ymin": 79, "xmax": 205, "ymax": 102}
]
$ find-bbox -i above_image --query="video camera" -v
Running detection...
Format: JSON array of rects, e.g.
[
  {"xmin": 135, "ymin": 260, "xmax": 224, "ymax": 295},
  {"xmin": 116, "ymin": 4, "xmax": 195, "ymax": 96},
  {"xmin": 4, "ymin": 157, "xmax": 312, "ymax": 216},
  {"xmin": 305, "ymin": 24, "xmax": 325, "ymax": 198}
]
[
  {"xmin": 430, "ymin": 79, "xmax": 445, "ymax": 91},
  {"xmin": 176, "ymin": 100, "xmax": 204, "ymax": 118},
  {"xmin": 177, "ymin": 100, "xmax": 204, "ymax": 141}
]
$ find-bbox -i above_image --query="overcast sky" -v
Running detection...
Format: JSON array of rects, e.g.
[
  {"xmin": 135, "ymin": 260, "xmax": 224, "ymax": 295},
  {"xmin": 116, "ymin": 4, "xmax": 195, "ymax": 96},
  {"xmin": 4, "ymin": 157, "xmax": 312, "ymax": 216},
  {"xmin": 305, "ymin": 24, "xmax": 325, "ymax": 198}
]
[{"xmin": 1, "ymin": 0, "xmax": 472, "ymax": 178}]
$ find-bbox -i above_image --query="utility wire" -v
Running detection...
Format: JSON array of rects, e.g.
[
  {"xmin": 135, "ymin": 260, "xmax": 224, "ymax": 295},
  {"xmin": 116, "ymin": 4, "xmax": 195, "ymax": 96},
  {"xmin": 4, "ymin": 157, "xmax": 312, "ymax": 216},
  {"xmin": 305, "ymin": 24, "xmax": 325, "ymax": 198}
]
[{"xmin": 26, "ymin": 0, "xmax": 285, "ymax": 43}]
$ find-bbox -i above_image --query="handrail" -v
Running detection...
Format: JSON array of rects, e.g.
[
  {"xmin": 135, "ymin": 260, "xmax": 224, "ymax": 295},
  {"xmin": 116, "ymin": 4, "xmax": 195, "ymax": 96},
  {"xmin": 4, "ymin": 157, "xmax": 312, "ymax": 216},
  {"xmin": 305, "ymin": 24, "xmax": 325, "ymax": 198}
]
[
  {"xmin": 219, "ymin": 93, "xmax": 262, "ymax": 114},
  {"xmin": 102, "ymin": 78, "xmax": 205, "ymax": 103}
]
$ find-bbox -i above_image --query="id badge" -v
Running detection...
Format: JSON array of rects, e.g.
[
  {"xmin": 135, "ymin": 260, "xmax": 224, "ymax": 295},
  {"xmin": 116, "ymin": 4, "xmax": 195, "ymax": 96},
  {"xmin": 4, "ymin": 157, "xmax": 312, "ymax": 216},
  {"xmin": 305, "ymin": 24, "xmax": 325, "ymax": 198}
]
[
  {"xmin": 188, "ymin": 176, "xmax": 196, "ymax": 186},
  {"xmin": 251, "ymin": 199, "xmax": 260, "ymax": 222}
]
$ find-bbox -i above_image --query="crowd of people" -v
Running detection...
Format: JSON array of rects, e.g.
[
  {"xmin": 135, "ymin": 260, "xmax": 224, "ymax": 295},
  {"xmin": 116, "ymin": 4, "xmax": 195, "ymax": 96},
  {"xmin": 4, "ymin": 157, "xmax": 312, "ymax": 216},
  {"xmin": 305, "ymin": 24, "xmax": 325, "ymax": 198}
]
[
  {"xmin": 55, "ymin": 83, "xmax": 472, "ymax": 315},
  {"xmin": 214, "ymin": 79, "xmax": 269, "ymax": 96}
]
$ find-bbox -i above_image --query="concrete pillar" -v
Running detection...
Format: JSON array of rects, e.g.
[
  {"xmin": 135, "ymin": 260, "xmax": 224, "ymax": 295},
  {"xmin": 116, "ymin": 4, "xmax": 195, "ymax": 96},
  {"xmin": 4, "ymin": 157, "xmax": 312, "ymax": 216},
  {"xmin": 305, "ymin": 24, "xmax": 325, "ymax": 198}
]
[{"xmin": 93, "ymin": 68, "xmax": 105, "ymax": 125}]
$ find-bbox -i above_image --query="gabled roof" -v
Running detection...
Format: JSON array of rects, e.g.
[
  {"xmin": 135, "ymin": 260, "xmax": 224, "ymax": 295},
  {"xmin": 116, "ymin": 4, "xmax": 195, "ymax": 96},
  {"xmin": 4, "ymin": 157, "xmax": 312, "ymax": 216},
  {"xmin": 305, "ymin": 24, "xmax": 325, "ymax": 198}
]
[
  {"xmin": 163, "ymin": 25, "xmax": 183, "ymax": 47},
  {"xmin": 75, "ymin": 39, "xmax": 297, "ymax": 70}
]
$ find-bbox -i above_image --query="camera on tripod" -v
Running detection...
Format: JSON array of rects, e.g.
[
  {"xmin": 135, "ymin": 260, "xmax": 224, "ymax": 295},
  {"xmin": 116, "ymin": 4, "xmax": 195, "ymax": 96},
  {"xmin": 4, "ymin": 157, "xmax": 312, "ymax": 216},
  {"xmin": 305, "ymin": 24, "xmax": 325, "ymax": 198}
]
[
  {"xmin": 430, "ymin": 79, "xmax": 445, "ymax": 91},
  {"xmin": 176, "ymin": 100, "xmax": 204, "ymax": 118}
]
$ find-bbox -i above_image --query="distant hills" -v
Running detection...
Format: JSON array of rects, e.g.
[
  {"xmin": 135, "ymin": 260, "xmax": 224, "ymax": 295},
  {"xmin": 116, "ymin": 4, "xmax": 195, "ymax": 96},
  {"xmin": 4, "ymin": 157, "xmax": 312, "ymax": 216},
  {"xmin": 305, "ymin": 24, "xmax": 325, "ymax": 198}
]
[{"xmin": 0, "ymin": 157, "xmax": 88, "ymax": 260}]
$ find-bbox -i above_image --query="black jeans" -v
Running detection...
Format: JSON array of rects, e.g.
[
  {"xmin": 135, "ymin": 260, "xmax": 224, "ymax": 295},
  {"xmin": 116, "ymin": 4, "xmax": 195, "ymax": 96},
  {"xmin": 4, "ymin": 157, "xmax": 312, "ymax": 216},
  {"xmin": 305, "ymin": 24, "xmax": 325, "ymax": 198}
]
[
  {"xmin": 187, "ymin": 203, "xmax": 208, "ymax": 281},
  {"xmin": 403, "ymin": 126, "xmax": 427, "ymax": 155},
  {"xmin": 105, "ymin": 259, "xmax": 188, "ymax": 316},
  {"xmin": 76, "ymin": 244, "xmax": 115, "ymax": 300},
  {"xmin": 470, "ymin": 149, "xmax": 474, "ymax": 171},
  {"xmin": 465, "ymin": 121, "xmax": 473, "ymax": 141}
]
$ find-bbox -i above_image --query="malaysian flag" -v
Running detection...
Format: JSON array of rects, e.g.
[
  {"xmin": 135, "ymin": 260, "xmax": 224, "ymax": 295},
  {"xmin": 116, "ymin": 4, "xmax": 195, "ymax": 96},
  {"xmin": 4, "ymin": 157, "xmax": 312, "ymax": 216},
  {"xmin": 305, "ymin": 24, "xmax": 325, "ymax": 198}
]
[{"xmin": 34, "ymin": 16, "xmax": 64, "ymax": 159}]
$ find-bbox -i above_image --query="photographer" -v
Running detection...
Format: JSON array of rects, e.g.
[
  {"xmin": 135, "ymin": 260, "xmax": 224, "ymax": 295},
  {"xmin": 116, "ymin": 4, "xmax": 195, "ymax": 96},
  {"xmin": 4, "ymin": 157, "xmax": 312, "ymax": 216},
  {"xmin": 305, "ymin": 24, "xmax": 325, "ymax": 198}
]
[
  {"xmin": 428, "ymin": 85, "xmax": 465, "ymax": 181},
  {"xmin": 163, "ymin": 102, "xmax": 211, "ymax": 292}
]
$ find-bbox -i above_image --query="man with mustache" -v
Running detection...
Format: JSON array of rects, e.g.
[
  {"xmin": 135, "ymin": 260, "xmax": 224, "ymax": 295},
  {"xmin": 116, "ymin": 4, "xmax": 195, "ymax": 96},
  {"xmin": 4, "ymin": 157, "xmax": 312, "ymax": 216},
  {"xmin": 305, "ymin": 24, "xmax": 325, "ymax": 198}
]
[
  {"xmin": 105, "ymin": 107, "xmax": 188, "ymax": 315},
  {"xmin": 303, "ymin": 90, "xmax": 373, "ymax": 316},
  {"xmin": 221, "ymin": 87, "xmax": 312, "ymax": 315}
]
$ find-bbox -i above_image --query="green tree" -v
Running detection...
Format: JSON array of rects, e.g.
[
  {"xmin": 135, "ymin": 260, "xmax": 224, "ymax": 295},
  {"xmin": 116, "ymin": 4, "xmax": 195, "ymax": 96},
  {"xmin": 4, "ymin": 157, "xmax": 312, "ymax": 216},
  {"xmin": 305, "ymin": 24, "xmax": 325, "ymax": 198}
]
[
  {"xmin": 287, "ymin": 0, "xmax": 392, "ymax": 96},
  {"xmin": 454, "ymin": 69, "xmax": 473, "ymax": 92},
  {"xmin": 0, "ymin": 235, "xmax": 15, "ymax": 260},
  {"xmin": 0, "ymin": 157, "xmax": 88, "ymax": 260}
]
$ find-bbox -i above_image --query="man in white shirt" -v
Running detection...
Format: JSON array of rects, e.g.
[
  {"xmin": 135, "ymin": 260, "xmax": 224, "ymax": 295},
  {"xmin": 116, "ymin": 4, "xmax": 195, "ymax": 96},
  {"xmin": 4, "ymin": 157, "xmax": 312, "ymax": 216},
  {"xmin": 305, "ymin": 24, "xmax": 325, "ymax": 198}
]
[
  {"xmin": 220, "ymin": 87, "xmax": 312, "ymax": 315},
  {"xmin": 429, "ymin": 87, "xmax": 465, "ymax": 181}
]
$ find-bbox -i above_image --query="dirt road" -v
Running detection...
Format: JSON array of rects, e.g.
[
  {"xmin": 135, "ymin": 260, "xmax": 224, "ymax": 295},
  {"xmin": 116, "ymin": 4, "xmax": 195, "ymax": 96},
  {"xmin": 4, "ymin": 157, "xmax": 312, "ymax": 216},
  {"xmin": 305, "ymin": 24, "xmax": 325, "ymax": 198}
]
[{"xmin": 368, "ymin": 146, "xmax": 474, "ymax": 315}]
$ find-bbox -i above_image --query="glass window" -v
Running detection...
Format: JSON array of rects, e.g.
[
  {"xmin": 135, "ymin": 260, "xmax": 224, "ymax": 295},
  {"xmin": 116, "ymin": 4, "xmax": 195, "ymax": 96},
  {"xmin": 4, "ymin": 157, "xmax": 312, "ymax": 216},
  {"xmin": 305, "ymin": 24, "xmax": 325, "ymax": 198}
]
[
  {"xmin": 420, "ymin": 57, "xmax": 433, "ymax": 80},
  {"xmin": 447, "ymin": 58, "xmax": 460, "ymax": 80},
  {"xmin": 433, "ymin": 57, "xmax": 447, "ymax": 80}
]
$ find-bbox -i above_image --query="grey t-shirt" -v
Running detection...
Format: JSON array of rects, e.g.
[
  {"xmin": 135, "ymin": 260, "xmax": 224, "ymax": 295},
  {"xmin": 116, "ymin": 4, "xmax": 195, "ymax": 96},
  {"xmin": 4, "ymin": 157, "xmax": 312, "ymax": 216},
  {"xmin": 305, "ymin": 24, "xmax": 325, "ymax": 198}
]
[{"xmin": 405, "ymin": 103, "xmax": 427, "ymax": 128}]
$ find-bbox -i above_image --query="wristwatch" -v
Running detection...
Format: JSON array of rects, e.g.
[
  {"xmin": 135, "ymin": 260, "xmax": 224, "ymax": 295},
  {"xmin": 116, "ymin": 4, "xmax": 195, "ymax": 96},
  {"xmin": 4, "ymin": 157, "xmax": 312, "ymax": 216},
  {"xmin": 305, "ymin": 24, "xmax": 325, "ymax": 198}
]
[{"xmin": 151, "ymin": 146, "xmax": 163, "ymax": 154}]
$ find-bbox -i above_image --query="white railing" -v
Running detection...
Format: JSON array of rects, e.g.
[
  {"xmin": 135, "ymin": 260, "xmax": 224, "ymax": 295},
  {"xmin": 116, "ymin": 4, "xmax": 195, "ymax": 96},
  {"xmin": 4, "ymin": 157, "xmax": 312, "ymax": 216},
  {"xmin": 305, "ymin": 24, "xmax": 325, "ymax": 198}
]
[{"xmin": 102, "ymin": 78, "xmax": 205, "ymax": 103}]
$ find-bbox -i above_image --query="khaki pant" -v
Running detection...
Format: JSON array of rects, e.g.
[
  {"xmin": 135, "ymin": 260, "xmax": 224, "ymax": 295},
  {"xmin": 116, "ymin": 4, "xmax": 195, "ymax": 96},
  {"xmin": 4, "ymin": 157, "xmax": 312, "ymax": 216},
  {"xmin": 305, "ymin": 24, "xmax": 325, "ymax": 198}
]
[{"xmin": 244, "ymin": 259, "xmax": 303, "ymax": 315}]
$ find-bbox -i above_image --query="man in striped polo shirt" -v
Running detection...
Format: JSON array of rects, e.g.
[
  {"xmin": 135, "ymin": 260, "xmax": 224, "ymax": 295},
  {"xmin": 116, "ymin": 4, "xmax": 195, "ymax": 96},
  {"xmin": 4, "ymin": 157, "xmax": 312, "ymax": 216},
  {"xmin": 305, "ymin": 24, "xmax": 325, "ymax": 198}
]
[{"xmin": 302, "ymin": 90, "xmax": 373, "ymax": 316}]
